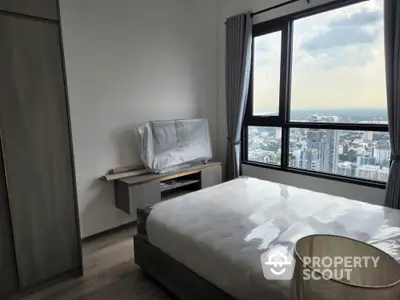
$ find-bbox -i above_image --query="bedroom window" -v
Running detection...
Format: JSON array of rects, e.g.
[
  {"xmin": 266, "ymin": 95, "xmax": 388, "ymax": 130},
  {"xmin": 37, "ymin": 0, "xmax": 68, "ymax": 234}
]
[
  {"xmin": 243, "ymin": 0, "xmax": 389, "ymax": 188},
  {"xmin": 248, "ymin": 126, "xmax": 282, "ymax": 166},
  {"xmin": 253, "ymin": 31, "xmax": 282, "ymax": 117}
]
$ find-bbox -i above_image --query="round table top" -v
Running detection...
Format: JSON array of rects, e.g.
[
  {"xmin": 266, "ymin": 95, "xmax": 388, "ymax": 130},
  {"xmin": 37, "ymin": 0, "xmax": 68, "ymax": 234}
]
[{"xmin": 294, "ymin": 234, "xmax": 400, "ymax": 288}]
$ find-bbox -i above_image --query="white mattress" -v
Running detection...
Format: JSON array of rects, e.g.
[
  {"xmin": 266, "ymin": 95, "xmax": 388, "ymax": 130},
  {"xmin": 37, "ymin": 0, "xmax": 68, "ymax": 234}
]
[{"xmin": 146, "ymin": 177, "xmax": 400, "ymax": 300}]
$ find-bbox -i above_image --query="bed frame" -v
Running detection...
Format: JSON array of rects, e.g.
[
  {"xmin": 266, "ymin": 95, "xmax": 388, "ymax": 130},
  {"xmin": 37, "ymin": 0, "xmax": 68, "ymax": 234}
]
[{"xmin": 134, "ymin": 235, "xmax": 235, "ymax": 300}]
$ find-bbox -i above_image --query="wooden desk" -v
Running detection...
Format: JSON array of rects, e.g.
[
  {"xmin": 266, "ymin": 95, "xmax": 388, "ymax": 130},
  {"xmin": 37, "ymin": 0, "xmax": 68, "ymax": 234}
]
[{"xmin": 114, "ymin": 162, "xmax": 222, "ymax": 216}]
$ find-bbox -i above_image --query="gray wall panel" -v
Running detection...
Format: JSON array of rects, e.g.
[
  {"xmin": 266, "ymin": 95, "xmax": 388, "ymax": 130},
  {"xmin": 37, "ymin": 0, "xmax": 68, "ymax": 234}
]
[
  {"xmin": 0, "ymin": 0, "xmax": 58, "ymax": 20},
  {"xmin": 0, "ymin": 15, "xmax": 80, "ymax": 288}
]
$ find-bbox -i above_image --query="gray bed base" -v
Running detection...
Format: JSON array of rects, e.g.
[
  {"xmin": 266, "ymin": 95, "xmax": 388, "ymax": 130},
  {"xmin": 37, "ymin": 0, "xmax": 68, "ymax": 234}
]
[{"xmin": 134, "ymin": 235, "xmax": 235, "ymax": 300}]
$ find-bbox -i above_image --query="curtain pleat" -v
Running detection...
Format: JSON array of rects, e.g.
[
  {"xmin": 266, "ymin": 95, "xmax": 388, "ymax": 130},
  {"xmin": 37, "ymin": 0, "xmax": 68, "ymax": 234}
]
[
  {"xmin": 225, "ymin": 13, "xmax": 253, "ymax": 180},
  {"xmin": 384, "ymin": 0, "xmax": 400, "ymax": 209}
]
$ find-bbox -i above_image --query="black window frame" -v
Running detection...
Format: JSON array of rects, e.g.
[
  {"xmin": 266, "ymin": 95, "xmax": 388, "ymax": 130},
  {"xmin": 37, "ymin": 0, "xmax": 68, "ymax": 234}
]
[{"xmin": 242, "ymin": 0, "xmax": 389, "ymax": 189}]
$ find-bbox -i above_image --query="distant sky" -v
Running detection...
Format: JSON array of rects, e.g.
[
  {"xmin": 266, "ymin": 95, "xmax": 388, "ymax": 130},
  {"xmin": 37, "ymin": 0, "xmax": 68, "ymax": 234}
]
[{"xmin": 253, "ymin": 0, "xmax": 386, "ymax": 114}]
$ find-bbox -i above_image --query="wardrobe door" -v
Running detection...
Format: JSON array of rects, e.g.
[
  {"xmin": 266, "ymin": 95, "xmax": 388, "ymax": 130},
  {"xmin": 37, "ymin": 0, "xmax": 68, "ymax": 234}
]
[
  {"xmin": 0, "ymin": 140, "xmax": 19, "ymax": 297},
  {"xmin": 0, "ymin": 0, "xmax": 58, "ymax": 20},
  {"xmin": 0, "ymin": 15, "xmax": 81, "ymax": 288}
]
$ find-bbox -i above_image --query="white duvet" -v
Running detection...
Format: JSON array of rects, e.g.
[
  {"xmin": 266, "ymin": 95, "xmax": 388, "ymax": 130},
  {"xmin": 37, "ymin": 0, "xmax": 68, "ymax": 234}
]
[{"xmin": 146, "ymin": 177, "xmax": 400, "ymax": 300}]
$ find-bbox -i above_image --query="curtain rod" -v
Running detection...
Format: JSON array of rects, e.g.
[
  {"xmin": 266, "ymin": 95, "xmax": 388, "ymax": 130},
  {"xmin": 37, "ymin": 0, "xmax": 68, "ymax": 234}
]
[
  {"xmin": 251, "ymin": 0, "xmax": 305, "ymax": 17},
  {"xmin": 225, "ymin": 0, "xmax": 311, "ymax": 25}
]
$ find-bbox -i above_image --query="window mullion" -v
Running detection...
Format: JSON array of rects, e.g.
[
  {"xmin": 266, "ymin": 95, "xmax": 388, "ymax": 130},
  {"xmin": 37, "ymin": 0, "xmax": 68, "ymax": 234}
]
[
  {"xmin": 243, "ymin": 1, "xmax": 390, "ymax": 186},
  {"xmin": 280, "ymin": 21, "xmax": 293, "ymax": 168}
]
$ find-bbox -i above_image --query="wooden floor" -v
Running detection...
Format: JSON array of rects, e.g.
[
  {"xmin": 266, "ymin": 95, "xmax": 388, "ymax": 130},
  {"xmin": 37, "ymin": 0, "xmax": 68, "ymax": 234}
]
[{"xmin": 14, "ymin": 225, "xmax": 176, "ymax": 300}]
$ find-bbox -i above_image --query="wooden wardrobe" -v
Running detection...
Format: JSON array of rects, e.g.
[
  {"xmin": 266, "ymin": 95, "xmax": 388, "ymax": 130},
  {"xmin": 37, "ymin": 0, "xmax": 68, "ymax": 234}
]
[{"xmin": 0, "ymin": 1, "xmax": 82, "ymax": 298}]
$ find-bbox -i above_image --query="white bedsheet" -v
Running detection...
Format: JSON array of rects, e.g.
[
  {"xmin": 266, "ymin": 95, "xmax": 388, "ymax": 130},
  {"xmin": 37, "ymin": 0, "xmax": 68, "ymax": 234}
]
[{"xmin": 146, "ymin": 177, "xmax": 400, "ymax": 300}]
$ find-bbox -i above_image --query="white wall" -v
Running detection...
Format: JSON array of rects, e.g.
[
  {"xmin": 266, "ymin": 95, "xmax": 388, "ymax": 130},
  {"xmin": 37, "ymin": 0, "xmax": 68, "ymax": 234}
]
[
  {"xmin": 59, "ymin": 0, "xmax": 219, "ymax": 238},
  {"xmin": 60, "ymin": 0, "xmax": 386, "ymax": 237},
  {"xmin": 218, "ymin": 0, "xmax": 386, "ymax": 205}
]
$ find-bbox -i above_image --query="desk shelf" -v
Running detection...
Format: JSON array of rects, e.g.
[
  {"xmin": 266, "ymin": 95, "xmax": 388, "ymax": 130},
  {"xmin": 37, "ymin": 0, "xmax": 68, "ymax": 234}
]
[
  {"xmin": 160, "ymin": 179, "xmax": 200, "ymax": 192},
  {"xmin": 114, "ymin": 162, "xmax": 222, "ymax": 216}
]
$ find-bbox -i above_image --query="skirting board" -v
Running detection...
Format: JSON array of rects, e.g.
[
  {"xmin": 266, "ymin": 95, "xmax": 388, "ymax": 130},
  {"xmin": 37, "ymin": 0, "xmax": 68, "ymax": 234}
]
[
  {"xmin": 82, "ymin": 221, "xmax": 136, "ymax": 243},
  {"xmin": 134, "ymin": 235, "xmax": 234, "ymax": 300}
]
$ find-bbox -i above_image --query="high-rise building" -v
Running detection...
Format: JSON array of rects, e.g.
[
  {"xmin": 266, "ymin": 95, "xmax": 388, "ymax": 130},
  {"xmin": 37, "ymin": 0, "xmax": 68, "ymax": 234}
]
[
  {"xmin": 351, "ymin": 163, "xmax": 358, "ymax": 177},
  {"xmin": 289, "ymin": 156, "xmax": 296, "ymax": 168},
  {"xmin": 291, "ymin": 149, "xmax": 303, "ymax": 168},
  {"xmin": 275, "ymin": 127, "xmax": 282, "ymax": 140},
  {"xmin": 382, "ymin": 158, "xmax": 391, "ymax": 168},
  {"xmin": 307, "ymin": 130, "xmax": 323, "ymax": 149},
  {"xmin": 377, "ymin": 167, "xmax": 390, "ymax": 182},
  {"xmin": 356, "ymin": 155, "xmax": 362, "ymax": 166},
  {"xmin": 338, "ymin": 145, "xmax": 344, "ymax": 155},
  {"xmin": 295, "ymin": 129, "xmax": 324, "ymax": 172},
  {"xmin": 373, "ymin": 147, "xmax": 391, "ymax": 165},
  {"xmin": 304, "ymin": 150, "xmax": 319, "ymax": 171},
  {"xmin": 300, "ymin": 150, "xmax": 308, "ymax": 169},
  {"xmin": 361, "ymin": 155, "xmax": 376, "ymax": 165},
  {"xmin": 363, "ymin": 131, "xmax": 374, "ymax": 142},
  {"xmin": 355, "ymin": 165, "xmax": 380, "ymax": 181},
  {"xmin": 337, "ymin": 162, "xmax": 353, "ymax": 176},
  {"xmin": 321, "ymin": 130, "xmax": 340, "ymax": 174}
]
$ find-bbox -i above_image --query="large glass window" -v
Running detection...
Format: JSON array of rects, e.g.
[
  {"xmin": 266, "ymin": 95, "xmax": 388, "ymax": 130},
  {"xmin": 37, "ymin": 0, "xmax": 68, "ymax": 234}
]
[
  {"xmin": 253, "ymin": 32, "xmax": 282, "ymax": 116},
  {"xmin": 291, "ymin": 2, "xmax": 386, "ymax": 123},
  {"xmin": 244, "ymin": 0, "xmax": 389, "ymax": 186},
  {"xmin": 248, "ymin": 126, "xmax": 282, "ymax": 166},
  {"xmin": 288, "ymin": 129, "xmax": 390, "ymax": 182}
]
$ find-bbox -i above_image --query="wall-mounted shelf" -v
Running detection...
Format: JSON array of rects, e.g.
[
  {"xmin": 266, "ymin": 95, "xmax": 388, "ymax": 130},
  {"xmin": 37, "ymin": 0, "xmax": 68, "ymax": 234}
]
[{"xmin": 114, "ymin": 162, "xmax": 222, "ymax": 217}]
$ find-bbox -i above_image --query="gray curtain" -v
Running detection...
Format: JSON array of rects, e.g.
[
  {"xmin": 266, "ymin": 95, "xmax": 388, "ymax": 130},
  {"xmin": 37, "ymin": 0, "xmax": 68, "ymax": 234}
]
[
  {"xmin": 225, "ymin": 12, "xmax": 253, "ymax": 180},
  {"xmin": 384, "ymin": 0, "xmax": 400, "ymax": 209}
]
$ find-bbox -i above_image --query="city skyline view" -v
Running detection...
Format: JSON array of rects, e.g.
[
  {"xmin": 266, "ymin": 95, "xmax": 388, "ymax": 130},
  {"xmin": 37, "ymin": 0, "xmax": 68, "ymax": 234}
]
[
  {"xmin": 249, "ymin": 0, "xmax": 390, "ymax": 183},
  {"xmin": 248, "ymin": 109, "xmax": 391, "ymax": 182}
]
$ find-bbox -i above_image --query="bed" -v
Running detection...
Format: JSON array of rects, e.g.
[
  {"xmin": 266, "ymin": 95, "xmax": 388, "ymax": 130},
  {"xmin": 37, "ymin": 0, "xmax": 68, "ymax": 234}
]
[{"xmin": 134, "ymin": 177, "xmax": 400, "ymax": 300}]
